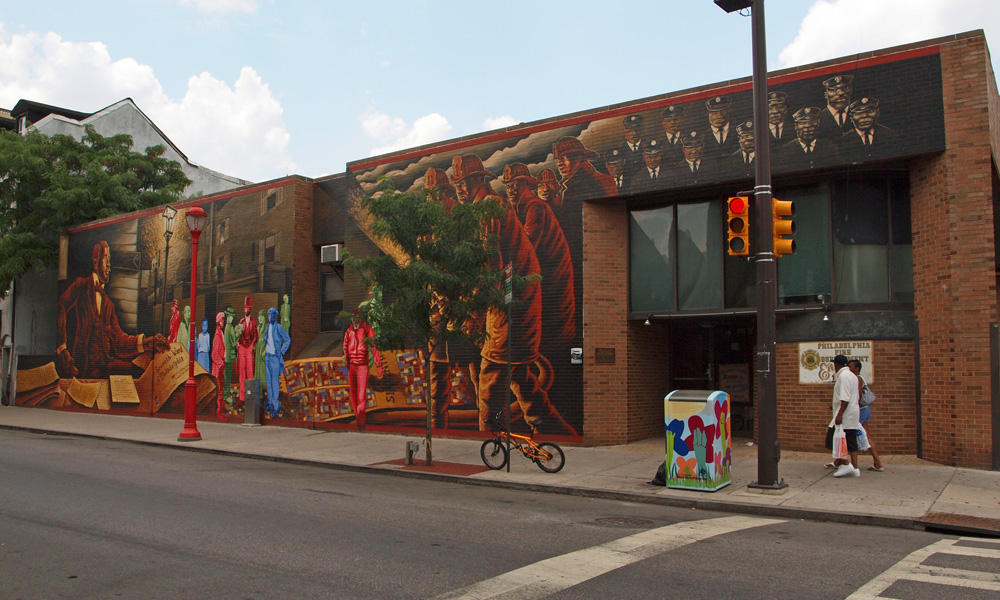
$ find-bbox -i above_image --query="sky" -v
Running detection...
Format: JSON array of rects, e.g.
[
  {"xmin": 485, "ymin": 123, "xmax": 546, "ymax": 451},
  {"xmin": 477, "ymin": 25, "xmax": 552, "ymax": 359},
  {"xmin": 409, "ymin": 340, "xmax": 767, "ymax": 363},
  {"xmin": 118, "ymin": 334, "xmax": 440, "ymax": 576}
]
[{"xmin": 1, "ymin": 0, "xmax": 996, "ymax": 183}]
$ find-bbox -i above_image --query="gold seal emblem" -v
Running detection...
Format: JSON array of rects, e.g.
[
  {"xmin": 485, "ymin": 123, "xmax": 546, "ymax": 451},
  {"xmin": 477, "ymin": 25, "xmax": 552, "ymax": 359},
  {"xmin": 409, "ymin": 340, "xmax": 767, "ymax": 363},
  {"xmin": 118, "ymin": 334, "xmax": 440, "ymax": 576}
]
[{"xmin": 800, "ymin": 349, "xmax": 821, "ymax": 370}]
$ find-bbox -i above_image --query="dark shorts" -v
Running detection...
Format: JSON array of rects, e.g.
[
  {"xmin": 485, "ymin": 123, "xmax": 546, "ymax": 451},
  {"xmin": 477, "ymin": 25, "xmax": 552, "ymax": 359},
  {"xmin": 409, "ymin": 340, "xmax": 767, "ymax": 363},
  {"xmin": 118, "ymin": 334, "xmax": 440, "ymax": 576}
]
[{"xmin": 825, "ymin": 427, "xmax": 859, "ymax": 452}]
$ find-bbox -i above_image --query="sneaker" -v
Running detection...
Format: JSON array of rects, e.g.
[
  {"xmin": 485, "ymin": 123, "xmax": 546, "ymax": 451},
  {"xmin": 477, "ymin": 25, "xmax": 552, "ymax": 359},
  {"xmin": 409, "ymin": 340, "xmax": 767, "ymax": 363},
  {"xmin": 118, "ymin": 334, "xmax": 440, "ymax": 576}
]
[
  {"xmin": 833, "ymin": 463, "xmax": 856, "ymax": 478},
  {"xmin": 850, "ymin": 467, "xmax": 861, "ymax": 477}
]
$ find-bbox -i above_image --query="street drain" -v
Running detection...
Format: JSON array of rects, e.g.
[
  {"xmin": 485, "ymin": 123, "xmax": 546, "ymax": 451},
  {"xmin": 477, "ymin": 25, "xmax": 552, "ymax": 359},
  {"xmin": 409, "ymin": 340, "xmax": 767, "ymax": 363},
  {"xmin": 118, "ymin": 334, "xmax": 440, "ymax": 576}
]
[{"xmin": 593, "ymin": 517, "xmax": 655, "ymax": 528}]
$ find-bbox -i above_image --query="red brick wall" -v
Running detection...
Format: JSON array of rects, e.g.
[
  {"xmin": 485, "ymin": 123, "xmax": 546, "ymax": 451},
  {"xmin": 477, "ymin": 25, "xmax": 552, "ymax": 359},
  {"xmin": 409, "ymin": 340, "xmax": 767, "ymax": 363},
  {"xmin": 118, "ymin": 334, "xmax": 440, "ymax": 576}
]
[
  {"xmin": 582, "ymin": 201, "xmax": 629, "ymax": 444},
  {"xmin": 290, "ymin": 179, "xmax": 318, "ymax": 359},
  {"xmin": 627, "ymin": 320, "xmax": 670, "ymax": 441},
  {"xmin": 910, "ymin": 34, "xmax": 997, "ymax": 467},
  {"xmin": 776, "ymin": 340, "xmax": 917, "ymax": 454}
]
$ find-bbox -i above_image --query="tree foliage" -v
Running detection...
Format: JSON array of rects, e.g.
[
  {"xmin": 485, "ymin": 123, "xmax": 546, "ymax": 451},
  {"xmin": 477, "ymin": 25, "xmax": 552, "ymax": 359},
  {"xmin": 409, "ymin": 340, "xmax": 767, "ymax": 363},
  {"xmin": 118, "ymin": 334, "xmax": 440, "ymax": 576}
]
[
  {"xmin": 0, "ymin": 126, "xmax": 191, "ymax": 296},
  {"xmin": 345, "ymin": 178, "xmax": 509, "ymax": 356}
]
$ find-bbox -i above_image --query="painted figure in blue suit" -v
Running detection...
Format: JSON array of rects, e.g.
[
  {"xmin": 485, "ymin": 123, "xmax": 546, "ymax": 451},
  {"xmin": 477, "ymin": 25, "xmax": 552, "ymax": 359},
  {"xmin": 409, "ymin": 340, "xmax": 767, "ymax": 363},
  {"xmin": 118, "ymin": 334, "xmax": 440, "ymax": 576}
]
[
  {"xmin": 263, "ymin": 306, "xmax": 290, "ymax": 419},
  {"xmin": 195, "ymin": 318, "xmax": 211, "ymax": 372}
]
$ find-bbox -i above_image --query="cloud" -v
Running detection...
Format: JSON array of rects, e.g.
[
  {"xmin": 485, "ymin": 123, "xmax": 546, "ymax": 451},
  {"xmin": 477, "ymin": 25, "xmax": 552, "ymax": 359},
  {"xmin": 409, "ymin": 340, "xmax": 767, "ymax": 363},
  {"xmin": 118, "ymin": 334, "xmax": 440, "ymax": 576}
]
[
  {"xmin": 482, "ymin": 115, "xmax": 518, "ymax": 131},
  {"xmin": 0, "ymin": 24, "xmax": 295, "ymax": 182},
  {"xmin": 156, "ymin": 67, "xmax": 296, "ymax": 181},
  {"xmin": 362, "ymin": 111, "xmax": 452, "ymax": 156},
  {"xmin": 778, "ymin": 0, "xmax": 998, "ymax": 70},
  {"xmin": 177, "ymin": 0, "xmax": 257, "ymax": 14}
]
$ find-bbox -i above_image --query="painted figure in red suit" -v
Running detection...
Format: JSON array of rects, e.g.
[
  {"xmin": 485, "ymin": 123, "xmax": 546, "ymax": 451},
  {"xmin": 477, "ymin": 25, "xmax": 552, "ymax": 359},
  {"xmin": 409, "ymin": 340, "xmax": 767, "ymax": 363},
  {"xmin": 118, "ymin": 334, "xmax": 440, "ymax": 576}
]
[
  {"xmin": 56, "ymin": 241, "xmax": 169, "ymax": 379},
  {"xmin": 451, "ymin": 154, "xmax": 575, "ymax": 436},
  {"xmin": 424, "ymin": 167, "xmax": 478, "ymax": 428},
  {"xmin": 211, "ymin": 311, "xmax": 227, "ymax": 420},
  {"xmin": 236, "ymin": 296, "xmax": 258, "ymax": 406},
  {"xmin": 552, "ymin": 135, "xmax": 617, "ymax": 235},
  {"xmin": 343, "ymin": 310, "xmax": 383, "ymax": 430},
  {"xmin": 535, "ymin": 168, "xmax": 562, "ymax": 210},
  {"xmin": 502, "ymin": 163, "xmax": 576, "ymax": 342},
  {"xmin": 168, "ymin": 299, "xmax": 180, "ymax": 343},
  {"xmin": 553, "ymin": 136, "xmax": 616, "ymax": 314}
]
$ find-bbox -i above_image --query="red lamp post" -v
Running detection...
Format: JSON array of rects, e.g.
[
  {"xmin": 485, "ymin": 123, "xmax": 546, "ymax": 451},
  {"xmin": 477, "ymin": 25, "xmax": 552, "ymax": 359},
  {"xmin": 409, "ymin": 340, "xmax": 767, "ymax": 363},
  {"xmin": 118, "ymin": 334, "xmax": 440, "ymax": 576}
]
[{"xmin": 178, "ymin": 205, "xmax": 207, "ymax": 442}]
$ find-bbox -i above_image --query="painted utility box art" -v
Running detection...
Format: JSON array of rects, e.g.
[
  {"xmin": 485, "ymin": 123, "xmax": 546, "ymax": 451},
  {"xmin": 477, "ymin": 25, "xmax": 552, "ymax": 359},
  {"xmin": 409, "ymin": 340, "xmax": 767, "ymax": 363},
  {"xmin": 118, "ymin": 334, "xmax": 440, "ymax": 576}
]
[{"xmin": 664, "ymin": 390, "xmax": 732, "ymax": 492}]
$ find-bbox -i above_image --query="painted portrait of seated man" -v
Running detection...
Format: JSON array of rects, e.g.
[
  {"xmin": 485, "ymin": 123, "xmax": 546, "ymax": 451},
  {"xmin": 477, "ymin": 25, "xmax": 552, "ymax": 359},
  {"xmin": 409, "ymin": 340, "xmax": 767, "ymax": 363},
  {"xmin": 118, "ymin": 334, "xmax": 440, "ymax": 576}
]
[{"xmin": 56, "ymin": 241, "xmax": 170, "ymax": 379}]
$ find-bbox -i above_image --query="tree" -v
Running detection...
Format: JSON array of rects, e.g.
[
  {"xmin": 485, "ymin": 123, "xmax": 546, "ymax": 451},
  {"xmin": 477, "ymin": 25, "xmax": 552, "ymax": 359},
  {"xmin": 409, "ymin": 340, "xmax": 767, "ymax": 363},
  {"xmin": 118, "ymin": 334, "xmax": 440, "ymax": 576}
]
[
  {"xmin": 345, "ymin": 177, "xmax": 514, "ymax": 464},
  {"xmin": 0, "ymin": 126, "xmax": 191, "ymax": 297}
]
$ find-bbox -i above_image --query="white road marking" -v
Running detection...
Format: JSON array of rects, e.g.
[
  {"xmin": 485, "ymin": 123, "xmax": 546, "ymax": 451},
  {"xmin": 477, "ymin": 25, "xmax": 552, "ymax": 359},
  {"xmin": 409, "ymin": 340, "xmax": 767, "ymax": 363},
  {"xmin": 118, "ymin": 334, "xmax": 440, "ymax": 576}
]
[
  {"xmin": 435, "ymin": 515, "xmax": 786, "ymax": 600},
  {"xmin": 846, "ymin": 536, "xmax": 1000, "ymax": 599}
]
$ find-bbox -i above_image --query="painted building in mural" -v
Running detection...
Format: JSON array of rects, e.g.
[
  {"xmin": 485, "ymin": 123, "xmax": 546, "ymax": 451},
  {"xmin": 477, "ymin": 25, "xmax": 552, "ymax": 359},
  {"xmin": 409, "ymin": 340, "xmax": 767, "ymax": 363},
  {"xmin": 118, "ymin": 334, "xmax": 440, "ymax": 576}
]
[{"xmin": 11, "ymin": 31, "xmax": 1000, "ymax": 468}]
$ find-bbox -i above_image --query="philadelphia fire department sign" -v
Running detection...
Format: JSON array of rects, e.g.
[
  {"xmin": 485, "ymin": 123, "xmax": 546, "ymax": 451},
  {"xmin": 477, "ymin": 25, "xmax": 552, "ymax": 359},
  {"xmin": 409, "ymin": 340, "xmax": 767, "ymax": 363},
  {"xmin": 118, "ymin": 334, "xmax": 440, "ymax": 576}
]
[{"xmin": 798, "ymin": 341, "xmax": 873, "ymax": 384}]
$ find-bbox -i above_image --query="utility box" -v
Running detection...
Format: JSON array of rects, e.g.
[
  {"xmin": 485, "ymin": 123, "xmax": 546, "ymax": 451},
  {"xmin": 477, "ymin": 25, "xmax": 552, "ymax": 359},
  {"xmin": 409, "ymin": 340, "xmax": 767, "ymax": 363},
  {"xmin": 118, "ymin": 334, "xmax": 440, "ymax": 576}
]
[
  {"xmin": 243, "ymin": 379, "xmax": 261, "ymax": 426},
  {"xmin": 663, "ymin": 390, "xmax": 732, "ymax": 492}
]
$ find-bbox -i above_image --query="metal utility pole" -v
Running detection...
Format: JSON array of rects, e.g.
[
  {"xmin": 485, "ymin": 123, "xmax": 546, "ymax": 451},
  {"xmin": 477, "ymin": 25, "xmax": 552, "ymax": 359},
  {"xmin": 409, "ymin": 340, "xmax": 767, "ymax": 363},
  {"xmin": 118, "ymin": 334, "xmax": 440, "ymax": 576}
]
[{"xmin": 716, "ymin": 0, "xmax": 785, "ymax": 490}]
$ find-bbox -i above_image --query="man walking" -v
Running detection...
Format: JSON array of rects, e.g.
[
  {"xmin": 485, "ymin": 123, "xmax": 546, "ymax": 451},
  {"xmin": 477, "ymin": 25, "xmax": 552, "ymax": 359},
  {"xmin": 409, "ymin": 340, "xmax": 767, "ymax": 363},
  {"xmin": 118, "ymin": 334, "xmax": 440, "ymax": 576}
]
[{"xmin": 827, "ymin": 354, "xmax": 861, "ymax": 478}]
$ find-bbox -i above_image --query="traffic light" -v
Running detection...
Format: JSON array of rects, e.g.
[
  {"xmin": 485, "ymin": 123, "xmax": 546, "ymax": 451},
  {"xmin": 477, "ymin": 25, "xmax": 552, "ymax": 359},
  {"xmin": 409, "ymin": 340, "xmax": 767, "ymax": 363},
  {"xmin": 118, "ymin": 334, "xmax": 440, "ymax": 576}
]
[
  {"xmin": 727, "ymin": 196, "xmax": 749, "ymax": 256},
  {"xmin": 772, "ymin": 197, "xmax": 795, "ymax": 257}
]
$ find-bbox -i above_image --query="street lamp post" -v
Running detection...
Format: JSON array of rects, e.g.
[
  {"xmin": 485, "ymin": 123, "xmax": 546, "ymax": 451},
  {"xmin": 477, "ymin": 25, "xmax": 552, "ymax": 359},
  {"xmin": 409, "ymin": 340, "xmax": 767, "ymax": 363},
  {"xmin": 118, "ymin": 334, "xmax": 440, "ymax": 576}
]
[
  {"xmin": 178, "ymin": 205, "xmax": 207, "ymax": 442},
  {"xmin": 161, "ymin": 206, "xmax": 178, "ymax": 334},
  {"xmin": 715, "ymin": 0, "xmax": 786, "ymax": 490}
]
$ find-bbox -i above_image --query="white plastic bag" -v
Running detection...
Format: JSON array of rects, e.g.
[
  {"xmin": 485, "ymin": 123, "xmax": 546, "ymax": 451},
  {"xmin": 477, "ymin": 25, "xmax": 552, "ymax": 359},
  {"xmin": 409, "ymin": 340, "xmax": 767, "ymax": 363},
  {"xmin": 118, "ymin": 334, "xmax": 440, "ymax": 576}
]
[
  {"xmin": 832, "ymin": 425, "xmax": 849, "ymax": 460},
  {"xmin": 856, "ymin": 426, "xmax": 871, "ymax": 452}
]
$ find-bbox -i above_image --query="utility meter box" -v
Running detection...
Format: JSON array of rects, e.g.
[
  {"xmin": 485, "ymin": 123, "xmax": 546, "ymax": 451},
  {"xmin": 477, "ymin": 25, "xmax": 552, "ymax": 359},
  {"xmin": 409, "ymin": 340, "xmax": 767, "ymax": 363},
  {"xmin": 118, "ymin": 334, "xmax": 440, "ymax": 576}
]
[
  {"xmin": 243, "ymin": 379, "xmax": 262, "ymax": 426},
  {"xmin": 663, "ymin": 389, "xmax": 732, "ymax": 492}
]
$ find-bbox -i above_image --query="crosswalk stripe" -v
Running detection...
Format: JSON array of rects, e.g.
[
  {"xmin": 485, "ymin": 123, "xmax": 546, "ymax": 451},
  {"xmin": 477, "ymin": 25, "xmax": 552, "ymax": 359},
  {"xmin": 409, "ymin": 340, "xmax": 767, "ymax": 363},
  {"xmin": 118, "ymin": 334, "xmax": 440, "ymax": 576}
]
[
  {"xmin": 911, "ymin": 564, "xmax": 1000, "ymax": 583},
  {"xmin": 902, "ymin": 571, "xmax": 1000, "ymax": 590},
  {"xmin": 435, "ymin": 515, "xmax": 786, "ymax": 600},
  {"xmin": 846, "ymin": 537, "xmax": 1000, "ymax": 599}
]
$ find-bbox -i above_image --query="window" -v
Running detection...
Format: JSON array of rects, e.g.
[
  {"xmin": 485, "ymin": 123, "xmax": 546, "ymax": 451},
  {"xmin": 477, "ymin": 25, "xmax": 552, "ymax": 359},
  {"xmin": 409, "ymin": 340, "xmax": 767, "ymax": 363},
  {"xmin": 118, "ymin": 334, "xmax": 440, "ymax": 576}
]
[
  {"xmin": 216, "ymin": 218, "xmax": 230, "ymax": 245},
  {"xmin": 216, "ymin": 252, "xmax": 231, "ymax": 282},
  {"xmin": 629, "ymin": 199, "xmax": 724, "ymax": 313},
  {"xmin": 832, "ymin": 178, "xmax": 890, "ymax": 303},
  {"xmin": 628, "ymin": 173, "xmax": 913, "ymax": 315},
  {"xmin": 778, "ymin": 184, "xmax": 832, "ymax": 304},
  {"xmin": 264, "ymin": 234, "xmax": 278, "ymax": 263},
  {"xmin": 261, "ymin": 190, "xmax": 281, "ymax": 214},
  {"xmin": 889, "ymin": 178, "xmax": 913, "ymax": 303},
  {"xmin": 677, "ymin": 201, "xmax": 723, "ymax": 310},
  {"xmin": 320, "ymin": 268, "xmax": 345, "ymax": 331},
  {"xmin": 630, "ymin": 206, "xmax": 675, "ymax": 313}
]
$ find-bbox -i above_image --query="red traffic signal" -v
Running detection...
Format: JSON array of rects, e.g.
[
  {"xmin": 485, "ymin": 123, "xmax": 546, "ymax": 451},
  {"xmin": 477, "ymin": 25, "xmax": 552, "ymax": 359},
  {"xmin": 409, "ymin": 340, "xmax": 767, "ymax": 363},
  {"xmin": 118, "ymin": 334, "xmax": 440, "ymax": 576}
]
[{"xmin": 727, "ymin": 196, "xmax": 749, "ymax": 256}]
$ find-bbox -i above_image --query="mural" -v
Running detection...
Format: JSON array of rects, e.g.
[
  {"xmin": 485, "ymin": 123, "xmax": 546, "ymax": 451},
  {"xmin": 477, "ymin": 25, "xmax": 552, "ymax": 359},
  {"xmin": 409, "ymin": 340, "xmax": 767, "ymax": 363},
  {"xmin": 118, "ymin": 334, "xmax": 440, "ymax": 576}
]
[
  {"xmin": 324, "ymin": 51, "xmax": 943, "ymax": 441},
  {"xmin": 16, "ymin": 186, "xmax": 296, "ymax": 421},
  {"xmin": 15, "ymin": 51, "xmax": 944, "ymax": 444}
]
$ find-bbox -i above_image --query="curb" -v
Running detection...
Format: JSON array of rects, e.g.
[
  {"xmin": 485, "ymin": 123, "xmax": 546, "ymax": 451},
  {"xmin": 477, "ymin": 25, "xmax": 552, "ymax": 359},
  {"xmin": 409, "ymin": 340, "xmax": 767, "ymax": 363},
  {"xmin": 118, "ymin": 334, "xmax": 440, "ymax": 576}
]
[{"xmin": 4, "ymin": 423, "xmax": 927, "ymax": 533}]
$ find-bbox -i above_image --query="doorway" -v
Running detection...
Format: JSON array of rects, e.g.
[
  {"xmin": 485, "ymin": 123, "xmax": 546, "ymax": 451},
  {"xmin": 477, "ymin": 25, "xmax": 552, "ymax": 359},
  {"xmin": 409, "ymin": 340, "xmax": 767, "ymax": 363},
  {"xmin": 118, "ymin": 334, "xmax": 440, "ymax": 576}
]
[{"xmin": 668, "ymin": 316, "xmax": 755, "ymax": 435}]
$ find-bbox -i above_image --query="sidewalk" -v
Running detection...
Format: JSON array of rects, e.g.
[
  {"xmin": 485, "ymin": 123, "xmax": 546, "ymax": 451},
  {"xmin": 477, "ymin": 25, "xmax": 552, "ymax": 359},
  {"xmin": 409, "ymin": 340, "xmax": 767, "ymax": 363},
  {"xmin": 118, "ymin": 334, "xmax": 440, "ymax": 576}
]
[{"xmin": 1, "ymin": 406, "xmax": 998, "ymax": 536}]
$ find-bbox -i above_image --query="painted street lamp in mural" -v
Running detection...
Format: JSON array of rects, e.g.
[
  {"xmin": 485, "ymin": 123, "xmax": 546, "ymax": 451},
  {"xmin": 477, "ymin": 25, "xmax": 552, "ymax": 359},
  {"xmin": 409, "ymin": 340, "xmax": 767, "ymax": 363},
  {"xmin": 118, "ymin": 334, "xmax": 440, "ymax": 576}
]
[
  {"xmin": 178, "ymin": 205, "xmax": 207, "ymax": 442},
  {"xmin": 161, "ymin": 205, "xmax": 178, "ymax": 335}
]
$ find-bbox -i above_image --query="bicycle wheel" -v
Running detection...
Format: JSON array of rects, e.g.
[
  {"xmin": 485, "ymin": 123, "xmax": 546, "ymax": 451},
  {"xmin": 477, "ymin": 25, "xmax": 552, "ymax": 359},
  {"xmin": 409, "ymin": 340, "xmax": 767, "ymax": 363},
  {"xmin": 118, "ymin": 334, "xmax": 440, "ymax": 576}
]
[
  {"xmin": 480, "ymin": 439, "xmax": 509, "ymax": 470},
  {"xmin": 534, "ymin": 442, "xmax": 565, "ymax": 473}
]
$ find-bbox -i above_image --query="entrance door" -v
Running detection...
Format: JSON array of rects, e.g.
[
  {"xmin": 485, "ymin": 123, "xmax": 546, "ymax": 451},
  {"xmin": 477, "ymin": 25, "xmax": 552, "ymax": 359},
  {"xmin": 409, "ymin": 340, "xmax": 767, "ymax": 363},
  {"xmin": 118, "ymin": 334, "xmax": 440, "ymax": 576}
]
[
  {"xmin": 669, "ymin": 321, "xmax": 715, "ymax": 390},
  {"xmin": 669, "ymin": 317, "xmax": 755, "ymax": 434}
]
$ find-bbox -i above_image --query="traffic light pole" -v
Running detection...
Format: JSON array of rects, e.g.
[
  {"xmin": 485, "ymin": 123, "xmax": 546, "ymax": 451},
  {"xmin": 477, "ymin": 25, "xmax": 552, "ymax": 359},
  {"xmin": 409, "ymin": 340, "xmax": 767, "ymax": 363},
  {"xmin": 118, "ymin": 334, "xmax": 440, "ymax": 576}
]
[{"xmin": 746, "ymin": 0, "xmax": 785, "ymax": 490}]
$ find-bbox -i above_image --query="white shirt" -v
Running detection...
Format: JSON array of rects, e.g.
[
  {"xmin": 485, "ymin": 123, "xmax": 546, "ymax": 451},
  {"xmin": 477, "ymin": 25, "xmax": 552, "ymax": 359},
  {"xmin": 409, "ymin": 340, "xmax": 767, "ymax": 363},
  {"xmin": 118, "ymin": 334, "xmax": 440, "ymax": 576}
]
[{"xmin": 830, "ymin": 366, "xmax": 860, "ymax": 429}]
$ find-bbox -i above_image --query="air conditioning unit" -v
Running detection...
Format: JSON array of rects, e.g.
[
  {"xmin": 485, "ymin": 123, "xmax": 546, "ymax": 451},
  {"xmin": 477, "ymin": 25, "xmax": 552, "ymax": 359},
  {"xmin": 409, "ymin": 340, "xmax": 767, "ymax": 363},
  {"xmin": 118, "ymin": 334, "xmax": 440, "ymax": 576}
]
[{"xmin": 320, "ymin": 243, "xmax": 343, "ymax": 264}]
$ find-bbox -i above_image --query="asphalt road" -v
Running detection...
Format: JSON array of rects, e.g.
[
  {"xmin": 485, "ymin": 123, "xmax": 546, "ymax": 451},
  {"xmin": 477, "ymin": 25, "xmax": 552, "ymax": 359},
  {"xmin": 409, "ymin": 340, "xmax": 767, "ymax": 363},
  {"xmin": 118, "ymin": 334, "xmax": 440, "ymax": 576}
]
[{"xmin": 1, "ymin": 429, "xmax": 997, "ymax": 599}]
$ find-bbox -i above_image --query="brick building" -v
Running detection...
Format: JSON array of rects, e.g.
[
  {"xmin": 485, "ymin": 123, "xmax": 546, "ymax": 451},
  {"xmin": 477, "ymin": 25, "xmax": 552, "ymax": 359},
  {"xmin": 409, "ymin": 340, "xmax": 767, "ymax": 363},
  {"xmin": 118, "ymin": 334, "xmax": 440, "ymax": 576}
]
[{"xmin": 21, "ymin": 31, "xmax": 1000, "ymax": 468}]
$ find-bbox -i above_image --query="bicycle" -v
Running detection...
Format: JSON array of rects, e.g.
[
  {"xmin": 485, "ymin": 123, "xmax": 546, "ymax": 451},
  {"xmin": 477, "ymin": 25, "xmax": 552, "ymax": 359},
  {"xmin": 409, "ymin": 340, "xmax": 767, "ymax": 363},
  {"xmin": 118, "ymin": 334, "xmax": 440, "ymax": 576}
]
[{"xmin": 479, "ymin": 413, "xmax": 565, "ymax": 473}]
